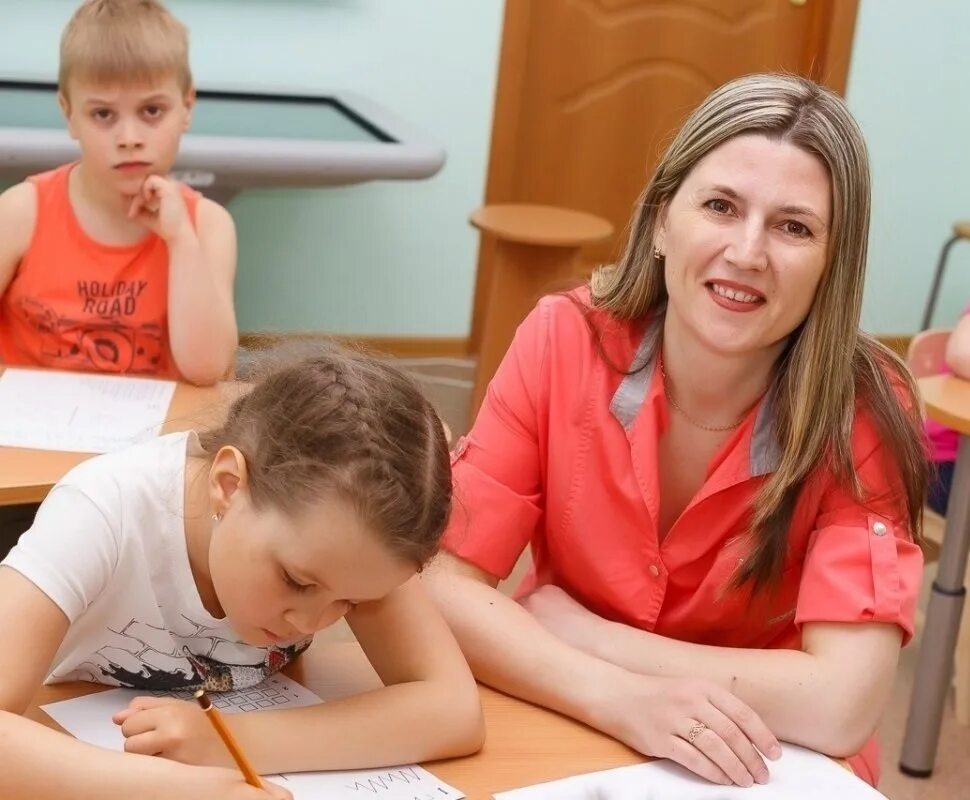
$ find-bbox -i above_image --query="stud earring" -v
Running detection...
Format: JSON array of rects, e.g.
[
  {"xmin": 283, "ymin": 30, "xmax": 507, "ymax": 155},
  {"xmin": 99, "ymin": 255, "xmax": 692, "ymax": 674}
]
[
  {"xmin": 211, "ymin": 512, "xmax": 222, "ymax": 523},
  {"xmin": 654, "ymin": 245, "xmax": 664, "ymax": 260}
]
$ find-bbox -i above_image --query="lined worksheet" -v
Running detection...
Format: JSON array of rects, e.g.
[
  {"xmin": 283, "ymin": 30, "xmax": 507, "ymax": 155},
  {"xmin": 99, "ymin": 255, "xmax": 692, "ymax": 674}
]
[
  {"xmin": 0, "ymin": 368, "xmax": 175, "ymax": 453},
  {"xmin": 41, "ymin": 673, "xmax": 464, "ymax": 800}
]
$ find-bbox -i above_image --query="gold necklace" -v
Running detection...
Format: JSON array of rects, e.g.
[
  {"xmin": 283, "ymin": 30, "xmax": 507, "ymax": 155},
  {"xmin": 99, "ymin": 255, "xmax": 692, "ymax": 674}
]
[{"xmin": 659, "ymin": 356, "xmax": 746, "ymax": 433}]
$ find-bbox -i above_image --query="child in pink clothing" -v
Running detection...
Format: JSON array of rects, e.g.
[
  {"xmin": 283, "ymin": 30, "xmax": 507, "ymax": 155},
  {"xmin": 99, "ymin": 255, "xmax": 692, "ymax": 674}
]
[
  {"xmin": 926, "ymin": 420, "xmax": 956, "ymax": 514},
  {"xmin": 926, "ymin": 310, "xmax": 970, "ymax": 514}
]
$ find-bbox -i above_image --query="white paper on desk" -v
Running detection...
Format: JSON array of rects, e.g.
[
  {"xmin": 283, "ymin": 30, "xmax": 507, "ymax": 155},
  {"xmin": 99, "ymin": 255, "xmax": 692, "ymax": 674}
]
[
  {"xmin": 493, "ymin": 745, "xmax": 885, "ymax": 800},
  {"xmin": 0, "ymin": 368, "xmax": 175, "ymax": 453},
  {"xmin": 41, "ymin": 673, "xmax": 464, "ymax": 800}
]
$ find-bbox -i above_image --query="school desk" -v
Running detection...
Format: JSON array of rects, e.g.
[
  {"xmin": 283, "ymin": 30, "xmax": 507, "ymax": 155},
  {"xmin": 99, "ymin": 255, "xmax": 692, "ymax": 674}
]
[
  {"xmin": 0, "ymin": 367, "xmax": 235, "ymax": 507},
  {"xmin": 901, "ymin": 374, "xmax": 970, "ymax": 776},
  {"xmin": 0, "ymin": 80, "xmax": 444, "ymax": 205},
  {"xmin": 27, "ymin": 640, "xmax": 854, "ymax": 799},
  {"xmin": 0, "ymin": 365, "xmax": 450, "ymax": 508}
]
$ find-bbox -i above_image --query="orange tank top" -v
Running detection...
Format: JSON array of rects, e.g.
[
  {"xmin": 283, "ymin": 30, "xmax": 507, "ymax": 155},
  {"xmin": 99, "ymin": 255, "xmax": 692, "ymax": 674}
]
[{"xmin": 0, "ymin": 163, "xmax": 200, "ymax": 378}]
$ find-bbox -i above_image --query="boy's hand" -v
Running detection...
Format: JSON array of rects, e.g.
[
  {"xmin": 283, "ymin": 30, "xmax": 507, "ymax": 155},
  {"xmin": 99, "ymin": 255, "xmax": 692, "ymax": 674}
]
[
  {"xmin": 114, "ymin": 695, "xmax": 231, "ymax": 767},
  {"xmin": 128, "ymin": 175, "xmax": 193, "ymax": 242}
]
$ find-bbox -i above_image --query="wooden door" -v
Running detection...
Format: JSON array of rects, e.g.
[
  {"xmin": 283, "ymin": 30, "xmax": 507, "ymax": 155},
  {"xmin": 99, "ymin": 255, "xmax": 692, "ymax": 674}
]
[{"xmin": 469, "ymin": 0, "xmax": 859, "ymax": 352}]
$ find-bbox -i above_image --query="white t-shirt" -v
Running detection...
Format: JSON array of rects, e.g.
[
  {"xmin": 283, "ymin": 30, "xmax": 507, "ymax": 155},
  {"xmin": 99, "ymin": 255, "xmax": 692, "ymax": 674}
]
[{"xmin": 2, "ymin": 431, "xmax": 309, "ymax": 691}]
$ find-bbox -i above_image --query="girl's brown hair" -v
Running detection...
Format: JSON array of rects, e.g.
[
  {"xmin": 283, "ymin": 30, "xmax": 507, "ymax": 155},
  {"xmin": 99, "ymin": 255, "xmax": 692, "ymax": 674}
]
[
  {"xmin": 590, "ymin": 73, "xmax": 928, "ymax": 591},
  {"xmin": 199, "ymin": 347, "xmax": 452, "ymax": 567}
]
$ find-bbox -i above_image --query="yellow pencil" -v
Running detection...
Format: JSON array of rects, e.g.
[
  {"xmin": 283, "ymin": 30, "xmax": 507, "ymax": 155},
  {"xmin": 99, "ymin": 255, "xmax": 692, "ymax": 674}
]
[{"xmin": 193, "ymin": 688, "xmax": 264, "ymax": 788}]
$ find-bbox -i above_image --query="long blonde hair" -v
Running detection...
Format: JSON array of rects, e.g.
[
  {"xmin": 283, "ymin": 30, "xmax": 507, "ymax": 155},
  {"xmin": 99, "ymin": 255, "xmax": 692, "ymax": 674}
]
[{"xmin": 591, "ymin": 73, "xmax": 926, "ymax": 590}]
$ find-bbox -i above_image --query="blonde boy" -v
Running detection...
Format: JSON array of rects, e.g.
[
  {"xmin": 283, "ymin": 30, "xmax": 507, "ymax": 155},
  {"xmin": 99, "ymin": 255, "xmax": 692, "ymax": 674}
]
[{"xmin": 0, "ymin": 0, "xmax": 237, "ymax": 386}]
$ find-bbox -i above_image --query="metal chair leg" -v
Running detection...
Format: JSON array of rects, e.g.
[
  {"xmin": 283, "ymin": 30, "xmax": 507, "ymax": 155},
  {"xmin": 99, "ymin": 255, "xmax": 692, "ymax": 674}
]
[{"xmin": 922, "ymin": 235, "xmax": 962, "ymax": 331}]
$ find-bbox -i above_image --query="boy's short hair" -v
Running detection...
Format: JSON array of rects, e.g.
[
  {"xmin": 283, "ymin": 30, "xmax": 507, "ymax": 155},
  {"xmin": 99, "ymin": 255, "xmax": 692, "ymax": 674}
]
[{"xmin": 59, "ymin": 0, "xmax": 192, "ymax": 98}]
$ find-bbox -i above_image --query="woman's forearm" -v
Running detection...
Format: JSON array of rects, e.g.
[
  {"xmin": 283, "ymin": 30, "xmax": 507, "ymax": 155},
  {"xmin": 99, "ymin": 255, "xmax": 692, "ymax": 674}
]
[
  {"xmin": 522, "ymin": 585, "xmax": 899, "ymax": 756},
  {"xmin": 424, "ymin": 568, "xmax": 793, "ymax": 788},
  {"xmin": 588, "ymin": 619, "xmax": 893, "ymax": 756},
  {"xmin": 421, "ymin": 571, "xmax": 631, "ymax": 736}
]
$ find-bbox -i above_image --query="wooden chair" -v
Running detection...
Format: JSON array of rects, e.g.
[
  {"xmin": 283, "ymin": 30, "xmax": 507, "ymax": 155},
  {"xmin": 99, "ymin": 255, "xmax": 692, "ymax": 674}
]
[{"xmin": 908, "ymin": 329, "xmax": 970, "ymax": 724}]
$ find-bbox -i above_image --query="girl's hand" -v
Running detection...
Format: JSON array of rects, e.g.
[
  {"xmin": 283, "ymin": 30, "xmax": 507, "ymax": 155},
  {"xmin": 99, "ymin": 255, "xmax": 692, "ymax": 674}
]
[
  {"xmin": 176, "ymin": 765, "xmax": 291, "ymax": 800},
  {"xmin": 114, "ymin": 696, "xmax": 229, "ymax": 767},
  {"xmin": 600, "ymin": 672, "xmax": 782, "ymax": 787},
  {"xmin": 127, "ymin": 174, "xmax": 193, "ymax": 242}
]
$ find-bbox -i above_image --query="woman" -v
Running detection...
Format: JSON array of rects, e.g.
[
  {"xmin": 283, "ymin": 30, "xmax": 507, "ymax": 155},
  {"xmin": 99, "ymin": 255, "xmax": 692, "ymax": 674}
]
[{"xmin": 426, "ymin": 73, "xmax": 926, "ymax": 789}]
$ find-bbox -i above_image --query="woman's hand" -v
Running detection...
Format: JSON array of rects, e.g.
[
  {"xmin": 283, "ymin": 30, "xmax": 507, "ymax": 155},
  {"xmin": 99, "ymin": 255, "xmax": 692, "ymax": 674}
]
[
  {"xmin": 522, "ymin": 584, "xmax": 783, "ymax": 786},
  {"xmin": 599, "ymin": 672, "xmax": 782, "ymax": 787}
]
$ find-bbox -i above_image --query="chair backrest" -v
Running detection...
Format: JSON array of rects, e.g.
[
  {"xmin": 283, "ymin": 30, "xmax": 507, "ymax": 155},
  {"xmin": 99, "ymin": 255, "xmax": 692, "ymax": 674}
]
[{"xmin": 907, "ymin": 328, "xmax": 952, "ymax": 378}]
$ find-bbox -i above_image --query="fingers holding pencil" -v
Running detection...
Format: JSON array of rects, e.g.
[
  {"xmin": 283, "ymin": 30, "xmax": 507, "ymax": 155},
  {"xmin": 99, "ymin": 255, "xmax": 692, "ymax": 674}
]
[
  {"xmin": 116, "ymin": 695, "xmax": 228, "ymax": 766},
  {"xmin": 195, "ymin": 689, "xmax": 264, "ymax": 789},
  {"xmin": 180, "ymin": 765, "xmax": 292, "ymax": 800},
  {"xmin": 235, "ymin": 775, "xmax": 292, "ymax": 800},
  {"xmin": 259, "ymin": 783, "xmax": 294, "ymax": 800},
  {"xmin": 113, "ymin": 692, "xmax": 286, "ymax": 799}
]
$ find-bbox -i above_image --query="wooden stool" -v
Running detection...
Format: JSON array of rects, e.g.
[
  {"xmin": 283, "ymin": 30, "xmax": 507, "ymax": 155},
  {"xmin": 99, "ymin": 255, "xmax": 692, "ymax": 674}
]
[
  {"xmin": 922, "ymin": 221, "xmax": 970, "ymax": 330},
  {"xmin": 468, "ymin": 204, "xmax": 613, "ymax": 415}
]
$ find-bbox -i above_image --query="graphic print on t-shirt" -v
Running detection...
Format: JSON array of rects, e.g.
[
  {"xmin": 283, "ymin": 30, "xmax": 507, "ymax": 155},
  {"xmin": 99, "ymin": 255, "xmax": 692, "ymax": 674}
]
[
  {"xmin": 70, "ymin": 617, "xmax": 311, "ymax": 692},
  {"xmin": 15, "ymin": 292, "xmax": 164, "ymax": 374}
]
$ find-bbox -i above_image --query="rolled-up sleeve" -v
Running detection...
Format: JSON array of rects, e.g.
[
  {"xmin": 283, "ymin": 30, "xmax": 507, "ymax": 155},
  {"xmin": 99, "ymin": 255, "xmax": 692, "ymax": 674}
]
[
  {"xmin": 795, "ymin": 419, "xmax": 924, "ymax": 646},
  {"xmin": 442, "ymin": 301, "xmax": 552, "ymax": 579}
]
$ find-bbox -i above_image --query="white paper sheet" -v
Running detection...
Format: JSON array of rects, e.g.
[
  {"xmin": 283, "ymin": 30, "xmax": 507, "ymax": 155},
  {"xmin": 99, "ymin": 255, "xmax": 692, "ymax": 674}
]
[
  {"xmin": 0, "ymin": 368, "xmax": 176, "ymax": 453},
  {"xmin": 41, "ymin": 673, "xmax": 464, "ymax": 800},
  {"xmin": 493, "ymin": 745, "xmax": 886, "ymax": 800}
]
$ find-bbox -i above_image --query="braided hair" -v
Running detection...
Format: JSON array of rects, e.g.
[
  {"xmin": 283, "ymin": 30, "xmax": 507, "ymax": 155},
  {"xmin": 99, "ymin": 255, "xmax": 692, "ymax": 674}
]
[{"xmin": 198, "ymin": 346, "xmax": 451, "ymax": 566}]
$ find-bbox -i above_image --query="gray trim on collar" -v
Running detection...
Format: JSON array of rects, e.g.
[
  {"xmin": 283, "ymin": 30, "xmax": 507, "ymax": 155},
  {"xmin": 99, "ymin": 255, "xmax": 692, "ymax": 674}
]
[
  {"xmin": 608, "ymin": 315, "xmax": 781, "ymax": 476},
  {"xmin": 609, "ymin": 315, "xmax": 663, "ymax": 430},
  {"xmin": 749, "ymin": 384, "xmax": 781, "ymax": 477}
]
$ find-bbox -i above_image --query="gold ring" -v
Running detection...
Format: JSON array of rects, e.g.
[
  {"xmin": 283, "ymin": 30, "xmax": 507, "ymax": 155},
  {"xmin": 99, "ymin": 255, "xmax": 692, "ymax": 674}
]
[{"xmin": 687, "ymin": 722, "xmax": 708, "ymax": 745}]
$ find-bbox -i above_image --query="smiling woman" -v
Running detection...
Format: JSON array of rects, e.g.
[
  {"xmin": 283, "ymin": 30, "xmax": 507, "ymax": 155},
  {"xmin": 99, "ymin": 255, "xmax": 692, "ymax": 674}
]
[
  {"xmin": 657, "ymin": 133, "xmax": 832, "ymax": 436},
  {"xmin": 426, "ymin": 73, "xmax": 927, "ymax": 791}
]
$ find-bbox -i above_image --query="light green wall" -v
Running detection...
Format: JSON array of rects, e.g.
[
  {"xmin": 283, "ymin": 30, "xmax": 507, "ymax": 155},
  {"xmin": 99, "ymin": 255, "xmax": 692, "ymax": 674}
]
[
  {"xmin": 3, "ymin": 0, "xmax": 966, "ymax": 336},
  {"xmin": 0, "ymin": 0, "xmax": 503, "ymax": 337},
  {"xmin": 847, "ymin": 0, "xmax": 970, "ymax": 333}
]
